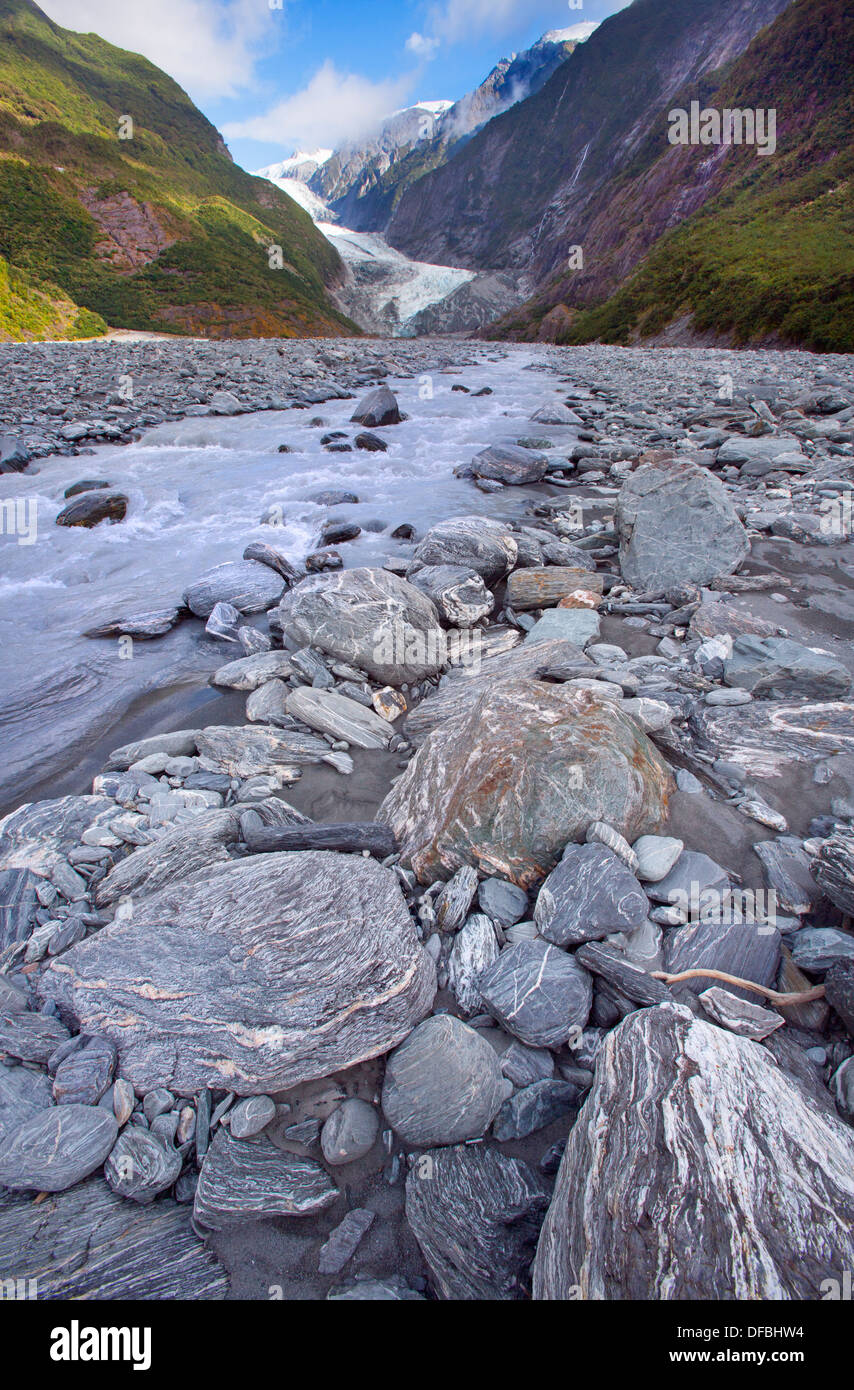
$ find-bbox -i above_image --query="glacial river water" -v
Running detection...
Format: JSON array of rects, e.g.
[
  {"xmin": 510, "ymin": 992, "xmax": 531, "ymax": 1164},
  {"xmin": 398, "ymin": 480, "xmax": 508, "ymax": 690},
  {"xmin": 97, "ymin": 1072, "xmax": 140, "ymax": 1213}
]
[{"xmin": 0, "ymin": 347, "xmax": 584, "ymax": 811}]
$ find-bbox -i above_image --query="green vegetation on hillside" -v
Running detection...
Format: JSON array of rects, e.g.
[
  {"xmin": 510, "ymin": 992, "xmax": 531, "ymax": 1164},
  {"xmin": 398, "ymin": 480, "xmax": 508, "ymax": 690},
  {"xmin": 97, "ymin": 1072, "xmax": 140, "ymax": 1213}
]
[
  {"xmin": 0, "ymin": 0, "xmax": 359, "ymax": 339},
  {"xmin": 0, "ymin": 253, "xmax": 106, "ymax": 339},
  {"xmin": 491, "ymin": 0, "xmax": 854, "ymax": 352}
]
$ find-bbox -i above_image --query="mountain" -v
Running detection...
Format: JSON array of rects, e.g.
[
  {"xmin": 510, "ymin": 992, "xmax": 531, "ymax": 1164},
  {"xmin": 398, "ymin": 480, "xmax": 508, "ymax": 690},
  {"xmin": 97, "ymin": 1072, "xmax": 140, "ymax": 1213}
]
[
  {"xmin": 254, "ymin": 152, "xmax": 334, "ymax": 224},
  {"xmin": 307, "ymin": 101, "xmax": 454, "ymax": 230},
  {"xmin": 384, "ymin": 0, "xmax": 793, "ymax": 271},
  {"xmin": 491, "ymin": 0, "xmax": 854, "ymax": 352},
  {"xmin": 0, "ymin": 0, "xmax": 357, "ymax": 339},
  {"xmin": 305, "ymin": 29, "xmax": 585, "ymax": 232}
]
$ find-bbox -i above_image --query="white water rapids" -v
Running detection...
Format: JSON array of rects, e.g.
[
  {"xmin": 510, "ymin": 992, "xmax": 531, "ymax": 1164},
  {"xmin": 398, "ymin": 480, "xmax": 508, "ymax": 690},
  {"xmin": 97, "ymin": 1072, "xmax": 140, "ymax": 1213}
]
[{"xmin": 0, "ymin": 347, "xmax": 579, "ymax": 809}]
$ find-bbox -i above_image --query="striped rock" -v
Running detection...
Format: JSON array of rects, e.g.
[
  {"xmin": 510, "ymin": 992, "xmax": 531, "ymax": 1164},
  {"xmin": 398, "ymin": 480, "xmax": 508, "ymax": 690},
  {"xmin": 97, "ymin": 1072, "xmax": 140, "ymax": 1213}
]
[{"xmin": 534, "ymin": 1003, "xmax": 854, "ymax": 1299}]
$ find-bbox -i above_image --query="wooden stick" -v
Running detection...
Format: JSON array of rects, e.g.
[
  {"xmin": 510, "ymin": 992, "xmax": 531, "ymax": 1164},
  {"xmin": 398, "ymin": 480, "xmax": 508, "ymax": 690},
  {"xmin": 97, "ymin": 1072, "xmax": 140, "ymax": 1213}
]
[{"xmin": 651, "ymin": 968, "xmax": 825, "ymax": 1007}]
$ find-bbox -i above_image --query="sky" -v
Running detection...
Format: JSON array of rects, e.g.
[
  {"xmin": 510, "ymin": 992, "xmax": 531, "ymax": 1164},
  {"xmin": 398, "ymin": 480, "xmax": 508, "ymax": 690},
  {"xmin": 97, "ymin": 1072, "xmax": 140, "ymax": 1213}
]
[{"xmin": 38, "ymin": 0, "xmax": 634, "ymax": 172}]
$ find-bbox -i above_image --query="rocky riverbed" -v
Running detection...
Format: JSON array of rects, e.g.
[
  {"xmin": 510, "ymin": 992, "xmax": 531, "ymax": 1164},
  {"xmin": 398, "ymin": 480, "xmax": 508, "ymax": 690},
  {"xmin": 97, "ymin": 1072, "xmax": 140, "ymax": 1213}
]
[{"xmin": 1, "ymin": 338, "xmax": 854, "ymax": 1300}]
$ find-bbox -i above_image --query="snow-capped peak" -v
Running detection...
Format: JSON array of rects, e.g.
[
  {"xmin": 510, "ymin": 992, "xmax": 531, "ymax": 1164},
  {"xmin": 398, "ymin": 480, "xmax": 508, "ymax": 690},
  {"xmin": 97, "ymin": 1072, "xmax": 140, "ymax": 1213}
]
[
  {"xmin": 541, "ymin": 22, "xmax": 599, "ymax": 44},
  {"xmin": 253, "ymin": 149, "xmax": 332, "ymax": 182}
]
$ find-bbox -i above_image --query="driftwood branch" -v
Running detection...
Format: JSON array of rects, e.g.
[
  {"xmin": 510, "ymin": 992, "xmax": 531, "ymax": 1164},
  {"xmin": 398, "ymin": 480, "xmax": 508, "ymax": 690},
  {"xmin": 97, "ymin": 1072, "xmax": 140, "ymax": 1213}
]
[
  {"xmin": 651, "ymin": 968, "xmax": 826, "ymax": 1008},
  {"xmin": 244, "ymin": 822, "xmax": 397, "ymax": 858}
]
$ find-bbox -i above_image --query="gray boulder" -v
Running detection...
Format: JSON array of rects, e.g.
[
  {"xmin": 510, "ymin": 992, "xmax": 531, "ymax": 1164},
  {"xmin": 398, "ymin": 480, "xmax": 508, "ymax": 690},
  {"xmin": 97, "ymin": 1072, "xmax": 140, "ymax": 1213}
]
[
  {"xmin": 278, "ymin": 568, "xmax": 446, "ymax": 685},
  {"xmin": 380, "ymin": 678, "xmax": 673, "ymax": 888},
  {"xmin": 39, "ymin": 852, "xmax": 435, "ymax": 1096},
  {"xmin": 408, "ymin": 565, "xmax": 494, "ymax": 626},
  {"xmin": 184, "ymin": 560, "xmax": 283, "ymax": 618},
  {"xmin": 381, "ymin": 1015, "xmax": 507, "ymax": 1146},
  {"xmin": 0, "ymin": 1065, "xmax": 53, "ymax": 1143},
  {"xmin": 285, "ymin": 687, "xmax": 394, "ymax": 748},
  {"xmin": 0, "ymin": 868, "xmax": 41, "ymax": 951},
  {"xmin": 447, "ymin": 913, "xmax": 499, "ymax": 1015},
  {"xmin": 478, "ymin": 878, "xmax": 528, "ymax": 926},
  {"xmin": 194, "ymin": 1129, "xmax": 337, "ymax": 1229},
  {"xmin": 0, "ymin": 1177, "xmax": 226, "ymax": 1297},
  {"xmin": 533, "ymin": 1003, "xmax": 854, "ymax": 1298},
  {"xmin": 410, "ymin": 516, "xmax": 518, "ymax": 585},
  {"xmin": 405, "ymin": 637, "xmax": 588, "ymax": 745},
  {"xmin": 616, "ymin": 458, "xmax": 748, "ymax": 589},
  {"xmin": 664, "ymin": 918, "xmax": 781, "ymax": 1002},
  {"xmin": 320, "ymin": 1099, "xmax": 379, "ymax": 1165},
  {"xmin": 534, "ymin": 844, "xmax": 648, "ymax": 947},
  {"xmin": 56, "ymin": 492, "xmax": 127, "ymax": 528},
  {"xmin": 0, "ymin": 1104, "xmax": 117, "ymax": 1191},
  {"xmin": 492, "ymin": 1079, "xmax": 578, "ymax": 1141},
  {"xmin": 405, "ymin": 1145, "xmax": 550, "ymax": 1300},
  {"xmin": 471, "ymin": 444, "xmax": 548, "ymax": 485},
  {"xmin": 104, "ymin": 1129, "xmax": 182, "ymax": 1203},
  {"xmin": 350, "ymin": 386, "xmax": 401, "ymax": 427},
  {"xmin": 723, "ymin": 635, "xmax": 850, "ymax": 699},
  {"xmin": 211, "ymin": 651, "xmax": 294, "ymax": 690},
  {"xmin": 478, "ymin": 940, "xmax": 592, "ymax": 1048}
]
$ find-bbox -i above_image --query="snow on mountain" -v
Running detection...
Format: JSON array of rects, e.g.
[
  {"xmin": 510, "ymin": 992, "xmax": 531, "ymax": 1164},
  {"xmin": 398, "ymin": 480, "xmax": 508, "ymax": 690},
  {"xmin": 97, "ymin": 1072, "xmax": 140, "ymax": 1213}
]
[
  {"xmin": 255, "ymin": 170, "xmax": 333, "ymax": 222},
  {"xmin": 254, "ymin": 149, "xmax": 332, "ymax": 184}
]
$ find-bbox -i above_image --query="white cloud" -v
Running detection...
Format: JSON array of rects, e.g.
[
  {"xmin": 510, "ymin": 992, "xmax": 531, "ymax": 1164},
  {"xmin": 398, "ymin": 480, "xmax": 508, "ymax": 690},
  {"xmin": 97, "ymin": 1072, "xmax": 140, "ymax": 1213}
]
[
  {"xmin": 405, "ymin": 31, "xmax": 440, "ymax": 59},
  {"xmin": 221, "ymin": 61, "xmax": 414, "ymax": 149},
  {"xmin": 38, "ymin": 0, "xmax": 273, "ymax": 99},
  {"xmin": 422, "ymin": 0, "xmax": 537, "ymax": 46}
]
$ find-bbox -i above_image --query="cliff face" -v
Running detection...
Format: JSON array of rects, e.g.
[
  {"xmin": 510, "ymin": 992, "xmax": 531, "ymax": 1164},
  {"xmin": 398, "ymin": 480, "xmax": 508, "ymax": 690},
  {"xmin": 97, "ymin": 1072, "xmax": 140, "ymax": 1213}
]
[
  {"xmin": 492, "ymin": 0, "xmax": 854, "ymax": 353},
  {"xmin": 0, "ymin": 0, "xmax": 358, "ymax": 339},
  {"xmin": 384, "ymin": 0, "xmax": 793, "ymax": 273}
]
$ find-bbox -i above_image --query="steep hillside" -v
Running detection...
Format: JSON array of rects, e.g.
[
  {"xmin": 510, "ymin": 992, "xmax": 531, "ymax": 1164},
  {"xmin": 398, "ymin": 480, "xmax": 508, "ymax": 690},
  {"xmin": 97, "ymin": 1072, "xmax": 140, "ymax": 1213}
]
[
  {"xmin": 0, "ymin": 253, "xmax": 106, "ymax": 339},
  {"xmin": 0, "ymin": 0, "xmax": 358, "ymax": 339},
  {"xmin": 493, "ymin": 0, "xmax": 854, "ymax": 352},
  {"xmin": 384, "ymin": 0, "xmax": 792, "ymax": 270},
  {"xmin": 309, "ymin": 31, "xmax": 581, "ymax": 233}
]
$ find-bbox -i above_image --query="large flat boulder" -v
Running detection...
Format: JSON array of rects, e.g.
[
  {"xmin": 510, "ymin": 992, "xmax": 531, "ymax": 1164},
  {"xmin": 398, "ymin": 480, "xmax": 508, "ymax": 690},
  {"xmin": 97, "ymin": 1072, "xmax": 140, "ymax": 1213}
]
[
  {"xmin": 39, "ymin": 851, "xmax": 436, "ymax": 1096},
  {"xmin": 194, "ymin": 1129, "xmax": 337, "ymax": 1229},
  {"xmin": 404, "ymin": 637, "xmax": 589, "ymax": 744},
  {"xmin": 277, "ymin": 568, "xmax": 446, "ymax": 686},
  {"xmin": 285, "ymin": 687, "xmax": 394, "ymax": 749},
  {"xmin": 0, "ymin": 1178, "xmax": 227, "ymax": 1298},
  {"xmin": 381, "ymin": 679, "xmax": 673, "ymax": 887},
  {"xmin": 195, "ymin": 725, "xmax": 330, "ymax": 778},
  {"xmin": 533, "ymin": 1004, "xmax": 854, "ymax": 1299},
  {"xmin": 616, "ymin": 458, "xmax": 748, "ymax": 590}
]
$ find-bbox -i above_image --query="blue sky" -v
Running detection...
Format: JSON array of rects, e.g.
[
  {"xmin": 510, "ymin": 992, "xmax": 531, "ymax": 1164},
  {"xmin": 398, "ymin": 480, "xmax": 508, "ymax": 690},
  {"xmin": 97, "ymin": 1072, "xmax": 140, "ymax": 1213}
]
[{"xmin": 40, "ymin": 0, "xmax": 633, "ymax": 171}]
